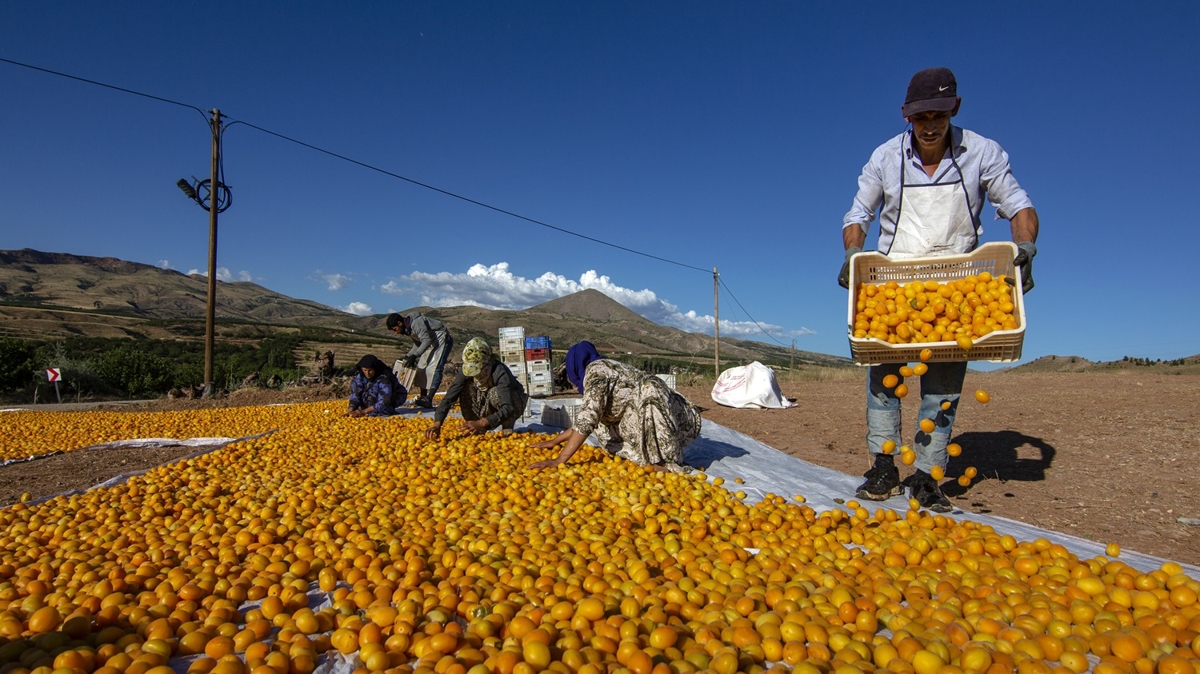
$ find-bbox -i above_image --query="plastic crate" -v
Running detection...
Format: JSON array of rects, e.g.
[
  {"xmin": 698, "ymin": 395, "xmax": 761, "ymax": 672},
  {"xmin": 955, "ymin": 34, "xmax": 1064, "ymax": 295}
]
[
  {"xmin": 526, "ymin": 359, "xmax": 551, "ymax": 373},
  {"xmin": 541, "ymin": 399, "xmax": 582, "ymax": 427},
  {"xmin": 499, "ymin": 326, "xmax": 525, "ymax": 338},
  {"xmin": 654, "ymin": 373, "xmax": 677, "ymax": 390},
  {"xmin": 847, "ymin": 242, "xmax": 1025, "ymax": 365},
  {"xmin": 525, "ymin": 347, "xmax": 551, "ymax": 361},
  {"xmin": 500, "ymin": 337, "xmax": 525, "ymax": 353},
  {"xmin": 529, "ymin": 382, "xmax": 554, "ymax": 397},
  {"xmin": 524, "ymin": 336, "xmax": 552, "ymax": 350}
]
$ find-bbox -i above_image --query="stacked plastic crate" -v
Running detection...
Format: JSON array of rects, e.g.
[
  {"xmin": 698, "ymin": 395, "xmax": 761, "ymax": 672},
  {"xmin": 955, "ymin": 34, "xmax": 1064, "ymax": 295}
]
[
  {"xmin": 525, "ymin": 335, "xmax": 553, "ymax": 397},
  {"xmin": 498, "ymin": 327, "xmax": 528, "ymax": 391}
]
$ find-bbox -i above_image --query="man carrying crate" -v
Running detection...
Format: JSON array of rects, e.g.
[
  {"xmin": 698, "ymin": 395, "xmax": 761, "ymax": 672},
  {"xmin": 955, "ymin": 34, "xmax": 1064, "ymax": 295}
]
[
  {"xmin": 386, "ymin": 312, "xmax": 454, "ymax": 409},
  {"xmin": 837, "ymin": 67, "xmax": 1040, "ymax": 512}
]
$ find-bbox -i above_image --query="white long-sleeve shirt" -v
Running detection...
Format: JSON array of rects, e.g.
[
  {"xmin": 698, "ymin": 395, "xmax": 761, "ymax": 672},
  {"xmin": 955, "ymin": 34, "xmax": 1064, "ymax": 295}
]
[{"xmin": 843, "ymin": 126, "xmax": 1034, "ymax": 254}]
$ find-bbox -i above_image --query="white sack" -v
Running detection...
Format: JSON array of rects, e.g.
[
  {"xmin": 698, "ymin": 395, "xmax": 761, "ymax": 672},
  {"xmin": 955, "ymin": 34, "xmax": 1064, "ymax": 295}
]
[{"xmin": 710, "ymin": 361, "xmax": 796, "ymax": 409}]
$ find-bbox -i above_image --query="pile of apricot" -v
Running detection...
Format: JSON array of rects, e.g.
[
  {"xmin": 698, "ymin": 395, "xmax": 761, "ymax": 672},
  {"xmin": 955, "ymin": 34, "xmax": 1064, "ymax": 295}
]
[
  {"xmin": 0, "ymin": 403, "xmax": 1195, "ymax": 674},
  {"xmin": 853, "ymin": 273, "xmax": 1020, "ymax": 350}
]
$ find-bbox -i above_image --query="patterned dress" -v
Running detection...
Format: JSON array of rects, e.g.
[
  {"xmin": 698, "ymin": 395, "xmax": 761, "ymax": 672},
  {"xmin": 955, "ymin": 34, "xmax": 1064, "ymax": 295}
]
[{"xmin": 573, "ymin": 360, "xmax": 702, "ymax": 472}]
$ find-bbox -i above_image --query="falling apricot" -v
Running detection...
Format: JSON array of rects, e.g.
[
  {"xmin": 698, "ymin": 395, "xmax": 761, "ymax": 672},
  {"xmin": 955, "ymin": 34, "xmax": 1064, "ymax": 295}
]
[{"xmin": 974, "ymin": 389, "xmax": 991, "ymax": 404}]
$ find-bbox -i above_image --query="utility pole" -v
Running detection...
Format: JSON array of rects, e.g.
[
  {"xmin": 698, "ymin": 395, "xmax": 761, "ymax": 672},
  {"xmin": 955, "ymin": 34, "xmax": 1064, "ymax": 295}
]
[
  {"xmin": 791, "ymin": 339, "xmax": 795, "ymax": 372},
  {"xmin": 713, "ymin": 267, "xmax": 720, "ymax": 377},
  {"xmin": 202, "ymin": 109, "xmax": 222, "ymax": 397}
]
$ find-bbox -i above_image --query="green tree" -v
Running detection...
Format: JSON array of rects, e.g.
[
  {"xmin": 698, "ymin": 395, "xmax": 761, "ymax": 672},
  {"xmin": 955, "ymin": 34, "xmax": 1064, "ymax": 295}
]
[
  {"xmin": 93, "ymin": 347, "xmax": 175, "ymax": 398},
  {"xmin": 0, "ymin": 338, "xmax": 39, "ymax": 391}
]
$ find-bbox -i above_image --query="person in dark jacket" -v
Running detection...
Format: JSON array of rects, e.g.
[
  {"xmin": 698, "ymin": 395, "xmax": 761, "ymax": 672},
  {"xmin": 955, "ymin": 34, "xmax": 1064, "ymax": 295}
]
[
  {"xmin": 347, "ymin": 354, "xmax": 406, "ymax": 417},
  {"xmin": 424, "ymin": 338, "xmax": 528, "ymax": 439}
]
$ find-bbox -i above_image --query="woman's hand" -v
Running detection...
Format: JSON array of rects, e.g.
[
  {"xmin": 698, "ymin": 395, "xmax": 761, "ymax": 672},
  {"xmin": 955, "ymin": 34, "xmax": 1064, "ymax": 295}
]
[
  {"xmin": 347, "ymin": 408, "xmax": 364, "ymax": 418},
  {"xmin": 463, "ymin": 419, "xmax": 490, "ymax": 435},
  {"xmin": 528, "ymin": 429, "xmax": 584, "ymax": 470},
  {"xmin": 423, "ymin": 424, "xmax": 442, "ymax": 440}
]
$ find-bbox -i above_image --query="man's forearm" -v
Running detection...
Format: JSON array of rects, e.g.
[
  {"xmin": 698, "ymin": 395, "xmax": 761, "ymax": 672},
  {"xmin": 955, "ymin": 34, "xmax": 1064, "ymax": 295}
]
[
  {"xmin": 843, "ymin": 225, "xmax": 866, "ymax": 251},
  {"xmin": 1010, "ymin": 208, "xmax": 1039, "ymax": 244}
]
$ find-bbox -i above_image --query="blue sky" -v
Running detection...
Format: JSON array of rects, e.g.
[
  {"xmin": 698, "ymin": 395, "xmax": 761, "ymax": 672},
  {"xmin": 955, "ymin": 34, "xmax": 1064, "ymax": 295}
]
[{"xmin": 2, "ymin": 2, "xmax": 1198, "ymax": 365}]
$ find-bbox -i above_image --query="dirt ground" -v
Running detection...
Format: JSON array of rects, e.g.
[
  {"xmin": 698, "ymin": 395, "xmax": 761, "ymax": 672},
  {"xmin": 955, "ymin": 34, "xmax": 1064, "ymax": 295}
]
[
  {"xmin": 2, "ymin": 372, "xmax": 1197, "ymax": 564},
  {"xmin": 682, "ymin": 371, "xmax": 1200, "ymax": 565}
]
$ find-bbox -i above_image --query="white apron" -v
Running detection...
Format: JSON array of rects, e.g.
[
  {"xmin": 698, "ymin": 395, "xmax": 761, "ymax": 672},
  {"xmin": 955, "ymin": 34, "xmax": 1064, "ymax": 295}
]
[{"xmin": 887, "ymin": 131, "xmax": 977, "ymax": 259}]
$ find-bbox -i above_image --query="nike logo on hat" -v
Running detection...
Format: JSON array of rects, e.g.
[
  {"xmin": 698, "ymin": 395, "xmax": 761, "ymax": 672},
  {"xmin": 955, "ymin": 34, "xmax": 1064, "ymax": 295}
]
[{"xmin": 939, "ymin": 85, "xmax": 949, "ymax": 92}]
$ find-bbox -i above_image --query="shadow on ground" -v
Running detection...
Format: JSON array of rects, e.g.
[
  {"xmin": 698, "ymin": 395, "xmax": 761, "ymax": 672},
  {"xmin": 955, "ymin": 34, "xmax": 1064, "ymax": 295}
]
[
  {"xmin": 943, "ymin": 430, "xmax": 1056, "ymax": 497},
  {"xmin": 685, "ymin": 439, "xmax": 750, "ymax": 470}
]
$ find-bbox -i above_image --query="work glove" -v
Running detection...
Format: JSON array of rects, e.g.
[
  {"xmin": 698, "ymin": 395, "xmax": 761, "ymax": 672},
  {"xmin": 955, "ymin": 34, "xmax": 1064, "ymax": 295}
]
[
  {"xmin": 1012, "ymin": 241, "xmax": 1037, "ymax": 294},
  {"xmin": 403, "ymin": 355, "xmax": 418, "ymax": 369},
  {"xmin": 837, "ymin": 246, "xmax": 862, "ymax": 289}
]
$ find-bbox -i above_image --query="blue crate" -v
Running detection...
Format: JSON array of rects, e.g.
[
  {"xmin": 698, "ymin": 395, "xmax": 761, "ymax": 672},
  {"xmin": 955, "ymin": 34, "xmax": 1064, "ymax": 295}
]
[{"xmin": 524, "ymin": 336, "xmax": 552, "ymax": 350}]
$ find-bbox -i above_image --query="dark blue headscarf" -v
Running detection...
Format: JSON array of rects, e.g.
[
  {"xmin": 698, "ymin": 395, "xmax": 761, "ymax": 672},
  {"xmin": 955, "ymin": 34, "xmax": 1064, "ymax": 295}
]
[
  {"xmin": 355, "ymin": 354, "xmax": 389, "ymax": 379},
  {"xmin": 565, "ymin": 341, "xmax": 604, "ymax": 394}
]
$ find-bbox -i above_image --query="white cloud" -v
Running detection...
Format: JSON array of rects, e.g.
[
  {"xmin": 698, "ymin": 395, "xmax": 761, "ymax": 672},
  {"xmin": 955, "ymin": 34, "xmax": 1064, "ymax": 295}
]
[
  {"xmin": 187, "ymin": 267, "xmax": 253, "ymax": 282},
  {"xmin": 157, "ymin": 260, "xmax": 172, "ymax": 270},
  {"xmin": 312, "ymin": 271, "xmax": 353, "ymax": 291},
  {"xmin": 387, "ymin": 262, "xmax": 813, "ymax": 339},
  {"xmin": 341, "ymin": 301, "xmax": 373, "ymax": 316}
]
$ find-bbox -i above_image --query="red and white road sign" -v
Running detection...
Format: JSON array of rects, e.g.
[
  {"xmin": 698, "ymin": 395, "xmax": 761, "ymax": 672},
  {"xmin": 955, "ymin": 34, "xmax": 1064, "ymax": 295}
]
[{"xmin": 46, "ymin": 368, "xmax": 61, "ymax": 382}]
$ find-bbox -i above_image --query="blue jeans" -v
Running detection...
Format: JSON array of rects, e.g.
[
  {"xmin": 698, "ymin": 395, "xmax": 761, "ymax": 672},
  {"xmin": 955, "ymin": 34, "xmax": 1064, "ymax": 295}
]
[{"xmin": 866, "ymin": 361, "xmax": 967, "ymax": 474}]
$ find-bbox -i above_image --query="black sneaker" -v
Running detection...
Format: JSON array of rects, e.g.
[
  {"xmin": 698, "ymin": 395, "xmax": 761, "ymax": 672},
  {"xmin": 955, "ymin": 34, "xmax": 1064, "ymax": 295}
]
[
  {"xmin": 411, "ymin": 397, "xmax": 433, "ymax": 409},
  {"xmin": 856, "ymin": 456, "xmax": 901, "ymax": 501},
  {"xmin": 909, "ymin": 471, "xmax": 953, "ymax": 513}
]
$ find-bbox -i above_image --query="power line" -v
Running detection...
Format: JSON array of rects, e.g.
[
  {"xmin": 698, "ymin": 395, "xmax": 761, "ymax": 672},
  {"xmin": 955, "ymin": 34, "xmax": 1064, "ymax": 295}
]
[
  {"xmin": 718, "ymin": 277, "xmax": 789, "ymax": 347},
  {"xmin": 3, "ymin": 56, "xmax": 804, "ymax": 342},
  {"xmin": 1, "ymin": 55, "xmax": 710, "ymax": 274},
  {"xmin": 226, "ymin": 118, "xmax": 711, "ymax": 274},
  {"xmin": 0, "ymin": 56, "xmax": 209, "ymax": 124}
]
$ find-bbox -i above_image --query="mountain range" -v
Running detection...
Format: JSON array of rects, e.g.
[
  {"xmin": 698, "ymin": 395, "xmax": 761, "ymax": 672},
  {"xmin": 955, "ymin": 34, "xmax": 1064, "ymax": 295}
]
[{"xmin": 0, "ymin": 249, "xmax": 848, "ymax": 371}]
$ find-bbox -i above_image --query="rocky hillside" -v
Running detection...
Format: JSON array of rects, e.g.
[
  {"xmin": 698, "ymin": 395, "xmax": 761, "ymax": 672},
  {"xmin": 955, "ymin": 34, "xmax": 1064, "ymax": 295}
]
[
  {"xmin": 1, "ymin": 250, "xmax": 847, "ymax": 371},
  {"xmin": 0, "ymin": 249, "xmax": 362, "ymax": 328}
]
